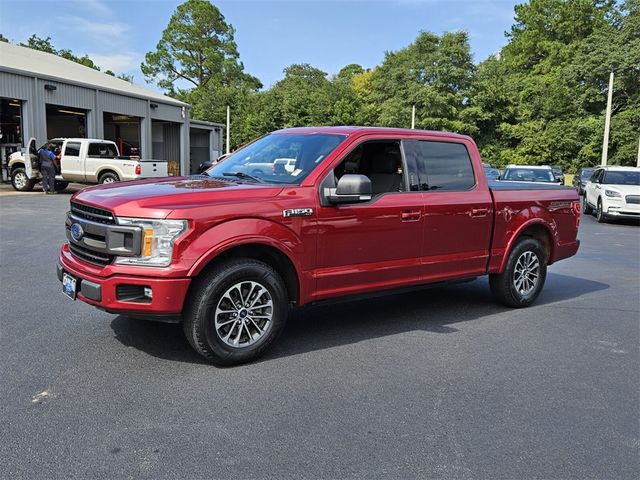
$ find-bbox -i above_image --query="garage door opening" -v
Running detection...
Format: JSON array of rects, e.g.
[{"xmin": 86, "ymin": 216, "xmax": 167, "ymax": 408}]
[
  {"xmin": 1, "ymin": 98, "xmax": 23, "ymax": 181},
  {"xmin": 152, "ymin": 120, "xmax": 180, "ymax": 176},
  {"xmin": 46, "ymin": 104, "xmax": 87, "ymax": 139},
  {"xmin": 189, "ymin": 128, "xmax": 211, "ymax": 174},
  {"xmin": 103, "ymin": 112, "xmax": 141, "ymax": 157}
]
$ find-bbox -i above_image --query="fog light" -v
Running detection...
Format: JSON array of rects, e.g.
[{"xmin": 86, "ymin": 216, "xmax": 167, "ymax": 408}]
[{"xmin": 144, "ymin": 287, "xmax": 153, "ymax": 299}]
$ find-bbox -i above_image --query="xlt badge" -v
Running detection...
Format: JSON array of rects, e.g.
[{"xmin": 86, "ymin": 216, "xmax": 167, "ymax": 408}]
[{"xmin": 283, "ymin": 208, "xmax": 313, "ymax": 218}]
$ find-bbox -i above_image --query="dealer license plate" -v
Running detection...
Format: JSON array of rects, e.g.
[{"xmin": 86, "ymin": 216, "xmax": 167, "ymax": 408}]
[{"xmin": 62, "ymin": 272, "xmax": 78, "ymax": 300}]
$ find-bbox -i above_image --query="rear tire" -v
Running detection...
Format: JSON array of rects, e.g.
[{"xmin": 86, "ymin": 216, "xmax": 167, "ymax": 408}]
[
  {"xmin": 54, "ymin": 181, "xmax": 69, "ymax": 192},
  {"xmin": 11, "ymin": 167, "xmax": 36, "ymax": 192},
  {"xmin": 489, "ymin": 237, "xmax": 547, "ymax": 308},
  {"xmin": 183, "ymin": 259, "xmax": 289, "ymax": 366},
  {"xmin": 99, "ymin": 172, "xmax": 119, "ymax": 184},
  {"xmin": 582, "ymin": 195, "xmax": 593, "ymax": 215}
]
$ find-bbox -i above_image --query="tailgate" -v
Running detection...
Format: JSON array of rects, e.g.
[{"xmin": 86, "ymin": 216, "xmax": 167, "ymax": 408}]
[{"xmin": 140, "ymin": 160, "xmax": 168, "ymax": 178}]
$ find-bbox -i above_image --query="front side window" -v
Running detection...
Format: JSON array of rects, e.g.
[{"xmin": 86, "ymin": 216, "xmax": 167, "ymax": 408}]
[
  {"xmin": 412, "ymin": 141, "xmax": 475, "ymax": 191},
  {"xmin": 207, "ymin": 133, "xmax": 346, "ymax": 185},
  {"xmin": 591, "ymin": 169, "xmax": 603, "ymax": 183},
  {"xmin": 331, "ymin": 140, "xmax": 405, "ymax": 196},
  {"xmin": 64, "ymin": 142, "xmax": 81, "ymax": 157}
]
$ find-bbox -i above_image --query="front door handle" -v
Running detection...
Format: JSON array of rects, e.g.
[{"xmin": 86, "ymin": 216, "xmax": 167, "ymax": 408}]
[
  {"xmin": 401, "ymin": 210, "xmax": 421, "ymax": 222},
  {"xmin": 469, "ymin": 208, "xmax": 489, "ymax": 218}
]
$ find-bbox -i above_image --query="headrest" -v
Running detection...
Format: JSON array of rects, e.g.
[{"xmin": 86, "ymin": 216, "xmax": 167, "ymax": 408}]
[{"xmin": 370, "ymin": 153, "xmax": 398, "ymax": 174}]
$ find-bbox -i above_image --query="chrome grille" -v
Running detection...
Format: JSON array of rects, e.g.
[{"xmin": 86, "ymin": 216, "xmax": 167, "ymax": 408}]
[
  {"xmin": 68, "ymin": 242, "xmax": 113, "ymax": 267},
  {"xmin": 625, "ymin": 195, "xmax": 640, "ymax": 205},
  {"xmin": 70, "ymin": 201, "xmax": 115, "ymax": 224}
]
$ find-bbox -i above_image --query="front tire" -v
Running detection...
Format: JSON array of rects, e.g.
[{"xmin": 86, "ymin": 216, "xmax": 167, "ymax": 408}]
[
  {"xmin": 183, "ymin": 259, "xmax": 289, "ymax": 366},
  {"xmin": 596, "ymin": 198, "xmax": 607, "ymax": 223},
  {"xmin": 11, "ymin": 167, "xmax": 36, "ymax": 192},
  {"xmin": 489, "ymin": 237, "xmax": 547, "ymax": 308}
]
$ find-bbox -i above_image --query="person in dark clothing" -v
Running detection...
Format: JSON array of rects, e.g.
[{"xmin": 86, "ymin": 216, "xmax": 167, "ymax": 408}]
[{"xmin": 38, "ymin": 143, "xmax": 58, "ymax": 194}]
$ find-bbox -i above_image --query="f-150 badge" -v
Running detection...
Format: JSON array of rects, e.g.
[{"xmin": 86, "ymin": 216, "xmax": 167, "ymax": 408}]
[{"xmin": 283, "ymin": 208, "xmax": 313, "ymax": 218}]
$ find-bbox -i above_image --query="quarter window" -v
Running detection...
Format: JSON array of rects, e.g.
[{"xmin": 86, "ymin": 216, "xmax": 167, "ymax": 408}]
[
  {"xmin": 413, "ymin": 141, "xmax": 475, "ymax": 191},
  {"xmin": 64, "ymin": 142, "xmax": 81, "ymax": 157}
]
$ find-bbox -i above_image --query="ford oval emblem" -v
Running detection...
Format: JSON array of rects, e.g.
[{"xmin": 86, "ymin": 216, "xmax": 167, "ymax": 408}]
[{"xmin": 70, "ymin": 223, "xmax": 84, "ymax": 242}]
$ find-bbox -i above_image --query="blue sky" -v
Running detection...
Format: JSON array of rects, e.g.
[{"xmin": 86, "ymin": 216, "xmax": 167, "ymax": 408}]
[{"xmin": 0, "ymin": 0, "xmax": 519, "ymax": 90}]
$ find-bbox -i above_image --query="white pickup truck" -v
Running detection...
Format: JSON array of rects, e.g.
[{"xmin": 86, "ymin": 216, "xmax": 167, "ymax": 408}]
[{"xmin": 9, "ymin": 137, "xmax": 168, "ymax": 192}]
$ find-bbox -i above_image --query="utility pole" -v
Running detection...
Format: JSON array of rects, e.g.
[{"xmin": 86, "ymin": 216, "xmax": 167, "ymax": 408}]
[
  {"xmin": 226, "ymin": 105, "xmax": 230, "ymax": 155},
  {"xmin": 411, "ymin": 105, "xmax": 416, "ymax": 129},
  {"xmin": 601, "ymin": 70, "xmax": 614, "ymax": 166}
]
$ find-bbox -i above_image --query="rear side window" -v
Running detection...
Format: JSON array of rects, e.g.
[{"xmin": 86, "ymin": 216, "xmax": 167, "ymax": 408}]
[
  {"xmin": 413, "ymin": 141, "xmax": 475, "ymax": 191},
  {"xmin": 88, "ymin": 143, "xmax": 118, "ymax": 157},
  {"xmin": 64, "ymin": 142, "xmax": 81, "ymax": 157}
]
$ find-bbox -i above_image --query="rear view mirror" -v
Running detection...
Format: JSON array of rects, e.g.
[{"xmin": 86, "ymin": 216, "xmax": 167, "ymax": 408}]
[{"xmin": 326, "ymin": 174, "xmax": 372, "ymax": 204}]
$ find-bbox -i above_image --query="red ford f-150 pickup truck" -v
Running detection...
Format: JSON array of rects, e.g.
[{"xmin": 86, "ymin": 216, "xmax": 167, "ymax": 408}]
[{"xmin": 58, "ymin": 127, "xmax": 580, "ymax": 365}]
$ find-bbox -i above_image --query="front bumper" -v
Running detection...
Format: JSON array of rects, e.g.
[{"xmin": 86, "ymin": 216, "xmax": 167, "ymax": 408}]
[
  {"xmin": 58, "ymin": 247, "xmax": 191, "ymax": 317},
  {"xmin": 606, "ymin": 207, "xmax": 640, "ymax": 219}
]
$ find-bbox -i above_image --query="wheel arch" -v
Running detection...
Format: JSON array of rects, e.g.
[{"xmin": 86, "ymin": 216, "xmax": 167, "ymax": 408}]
[
  {"xmin": 10, "ymin": 161, "xmax": 25, "ymax": 172},
  {"xmin": 190, "ymin": 241, "xmax": 300, "ymax": 305},
  {"xmin": 498, "ymin": 220, "xmax": 556, "ymax": 273},
  {"xmin": 96, "ymin": 168, "xmax": 121, "ymax": 183}
]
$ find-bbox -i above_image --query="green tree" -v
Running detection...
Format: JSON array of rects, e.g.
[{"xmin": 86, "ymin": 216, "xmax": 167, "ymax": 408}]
[
  {"xmin": 141, "ymin": 0, "xmax": 259, "ymax": 93},
  {"xmin": 471, "ymin": 0, "xmax": 637, "ymax": 170},
  {"xmin": 366, "ymin": 31, "xmax": 477, "ymax": 133},
  {"xmin": 16, "ymin": 34, "xmax": 132, "ymax": 79}
]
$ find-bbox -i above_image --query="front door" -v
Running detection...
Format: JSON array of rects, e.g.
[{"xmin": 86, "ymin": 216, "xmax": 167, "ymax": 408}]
[
  {"xmin": 404, "ymin": 138, "xmax": 493, "ymax": 280},
  {"xmin": 314, "ymin": 139, "xmax": 424, "ymax": 300}
]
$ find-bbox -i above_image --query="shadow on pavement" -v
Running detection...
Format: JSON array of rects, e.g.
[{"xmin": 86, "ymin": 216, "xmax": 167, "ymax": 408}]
[{"xmin": 110, "ymin": 272, "xmax": 609, "ymax": 365}]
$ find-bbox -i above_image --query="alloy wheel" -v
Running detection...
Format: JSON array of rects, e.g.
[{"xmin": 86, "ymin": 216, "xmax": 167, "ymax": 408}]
[
  {"xmin": 214, "ymin": 280, "xmax": 273, "ymax": 348},
  {"xmin": 14, "ymin": 172, "xmax": 27, "ymax": 189},
  {"xmin": 513, "ymin": 251, "xmax": 540, "ymax": 296}
]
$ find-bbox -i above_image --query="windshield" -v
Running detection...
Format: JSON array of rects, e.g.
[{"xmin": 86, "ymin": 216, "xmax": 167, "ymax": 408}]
[
  {"xmin": 580, "ymin": 168, "xmax": 595, "ymax": 179},
  {"xmin": 484, "ymin": 168, "xmax": 500, "ymax": 178},
  {"xmin": 502, "ymin": 168, "xmax": 555, "ymax": 182},
  {"xmin": 603, "ymin": 170, "xmax": 640, "ymax": 186},
  {"xmin": 206, "ymin": 133, "xmax": 346, "ymax": 184}
]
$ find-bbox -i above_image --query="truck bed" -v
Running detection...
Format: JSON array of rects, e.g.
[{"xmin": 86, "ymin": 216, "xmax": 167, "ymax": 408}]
[{"xmin": 488, "ymin": 181, "xmax": 580, "ymax": 272}]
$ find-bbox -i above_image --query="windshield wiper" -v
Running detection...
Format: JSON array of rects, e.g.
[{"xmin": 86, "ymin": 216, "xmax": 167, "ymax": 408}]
[{"xmin": 222, "ymin": 172, "xmax": 264, "ymax": 183}]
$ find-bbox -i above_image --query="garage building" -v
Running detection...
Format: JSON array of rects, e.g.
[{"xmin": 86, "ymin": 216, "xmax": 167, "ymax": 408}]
[{"xmin": 0, "ymin": 42, "xmax": 224, "ymax": 176}]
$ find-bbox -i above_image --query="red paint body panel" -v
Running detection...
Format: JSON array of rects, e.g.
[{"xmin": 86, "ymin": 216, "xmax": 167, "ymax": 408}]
[
  {"xmin": 60, "ymin": 245, "xmax": 190, "ymax": 314},
  {"xmin": 58, "ymin": 127, "xmax": 580, "ymax": 314}
]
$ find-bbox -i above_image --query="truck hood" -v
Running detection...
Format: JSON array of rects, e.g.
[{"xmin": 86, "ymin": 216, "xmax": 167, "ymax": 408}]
[{"xmin": 72, "ymin": 176, "xmax": 284, "ymax": 218}]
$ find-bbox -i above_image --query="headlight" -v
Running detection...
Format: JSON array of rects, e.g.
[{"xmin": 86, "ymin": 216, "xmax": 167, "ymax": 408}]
[
  {"xmin": 604, "ymin": 189, "xmax": 621, "ymax": 198},
  {"xmin": 114, "ymin": 217, "xmax": 188, "ymax": 267}
]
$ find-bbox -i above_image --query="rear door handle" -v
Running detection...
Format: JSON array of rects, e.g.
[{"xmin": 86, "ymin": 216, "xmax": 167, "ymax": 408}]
[
  {"xmin": 469, "ymin": 208, "xmax": 489, "ymax": 218},
  {"xmin": 401, "ymin": 210, "xmax": 421, "ymax": 222}
]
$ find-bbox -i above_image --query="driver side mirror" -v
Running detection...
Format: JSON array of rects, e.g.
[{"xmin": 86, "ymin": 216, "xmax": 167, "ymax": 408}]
[{"xmin": 325, "ymin": 174, "xmax": 372, "ymax": 204}]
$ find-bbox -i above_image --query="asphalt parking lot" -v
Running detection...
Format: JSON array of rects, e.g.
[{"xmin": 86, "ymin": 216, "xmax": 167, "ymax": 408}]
[{"xmin": 1, "ymin": 183, "xmax": 638, "ymax": 479}]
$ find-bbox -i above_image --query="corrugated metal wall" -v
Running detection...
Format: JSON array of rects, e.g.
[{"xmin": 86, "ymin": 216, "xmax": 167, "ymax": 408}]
[
  {"xmin": 0, "ymin": 68, "xmax": 193, "ymax": 173},
  {"xmin": 0, "ymin": 72, "xmax": 34, "ymax": 99}
]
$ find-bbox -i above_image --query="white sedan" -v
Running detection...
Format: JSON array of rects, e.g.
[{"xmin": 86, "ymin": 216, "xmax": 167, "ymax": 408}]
[{"xmin": 583, "ymin": 166, "xmax": 640, "ymax": 223}]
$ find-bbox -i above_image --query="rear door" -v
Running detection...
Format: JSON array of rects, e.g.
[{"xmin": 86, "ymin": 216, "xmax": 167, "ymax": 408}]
[
  {"xmin": 60, "ymin": 141, "xmax": 83, "ymax": 181},
  {"xmin": 85, "ymin": 142, "xmax": 119, "ymax": 182},
  {"xmin": 404, "ymin": 138, "xmax": 493, "ymax": 281}
]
